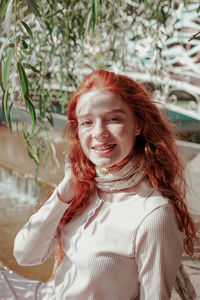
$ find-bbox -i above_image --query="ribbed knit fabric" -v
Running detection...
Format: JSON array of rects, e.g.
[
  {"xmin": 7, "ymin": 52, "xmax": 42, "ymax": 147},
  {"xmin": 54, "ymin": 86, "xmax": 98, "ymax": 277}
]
[{"xmin": 14, "ymin": 188, "xmax": 184, "ymax": 300}]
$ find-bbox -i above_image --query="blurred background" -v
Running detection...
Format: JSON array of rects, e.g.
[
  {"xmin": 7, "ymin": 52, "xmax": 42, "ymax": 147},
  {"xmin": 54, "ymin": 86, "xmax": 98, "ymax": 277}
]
[{"xmin": 0, "ymin": 0, "xmax": 200, "ymax": 298}]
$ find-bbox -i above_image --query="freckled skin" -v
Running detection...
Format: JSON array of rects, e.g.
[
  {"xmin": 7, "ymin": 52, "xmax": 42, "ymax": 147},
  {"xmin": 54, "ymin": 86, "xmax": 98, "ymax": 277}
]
[{"xmin": 76, "ymin": 89, "xmax": 141, "ymax": 169}]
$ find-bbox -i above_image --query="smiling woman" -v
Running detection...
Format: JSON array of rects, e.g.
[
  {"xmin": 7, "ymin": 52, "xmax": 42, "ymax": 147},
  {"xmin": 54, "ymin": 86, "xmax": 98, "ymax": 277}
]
[{"xmin": 13, "ymin": 70, "xmax": 198, "ymax": 299}]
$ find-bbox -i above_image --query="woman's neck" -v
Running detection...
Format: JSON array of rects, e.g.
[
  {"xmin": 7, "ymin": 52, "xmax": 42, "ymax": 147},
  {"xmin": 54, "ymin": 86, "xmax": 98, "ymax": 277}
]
[
  {"xmin": 95, "ymin": 157, "xmax": 145, "ymax": 193},
  {"xmin": 97, "ymin": 177, "xmax": 153, "ymax": 203}
]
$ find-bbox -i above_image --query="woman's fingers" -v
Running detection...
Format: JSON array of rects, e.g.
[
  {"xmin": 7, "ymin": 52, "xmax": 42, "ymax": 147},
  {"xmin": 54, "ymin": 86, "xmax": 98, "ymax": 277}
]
[{"xmin": 57, "ymin": 156, "xmax": 78, "ymax": 203}]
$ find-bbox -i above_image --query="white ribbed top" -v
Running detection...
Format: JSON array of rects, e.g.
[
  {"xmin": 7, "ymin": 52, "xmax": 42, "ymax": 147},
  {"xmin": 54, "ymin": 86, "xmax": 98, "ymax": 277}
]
[{"xmin": 14, "ymin": 187, "xmax": 184, "ymax": 300}]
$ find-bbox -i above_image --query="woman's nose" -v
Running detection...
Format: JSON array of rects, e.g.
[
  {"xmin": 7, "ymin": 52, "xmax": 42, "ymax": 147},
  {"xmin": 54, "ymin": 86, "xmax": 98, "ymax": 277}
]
[{"xmin": 92, "ymin": 121, "xmax": 110, "ymax": 139}]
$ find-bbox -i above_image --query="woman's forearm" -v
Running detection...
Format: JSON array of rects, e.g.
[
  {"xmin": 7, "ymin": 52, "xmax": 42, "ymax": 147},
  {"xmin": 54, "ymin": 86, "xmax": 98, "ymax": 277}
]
[{"xmin": 13, "ymin": 188, "xmax": 70, "ymax": 266}]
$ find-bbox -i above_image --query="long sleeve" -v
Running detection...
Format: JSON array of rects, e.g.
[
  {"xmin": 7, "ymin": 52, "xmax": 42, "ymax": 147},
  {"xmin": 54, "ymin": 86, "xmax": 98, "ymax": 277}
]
[
  {"xmin": 13, "ymin": 188, "xmax": 70, "ymax": 266},
  {"xmin": 134, "ymin": 205, "xmax": 184, "ymax": 300}
]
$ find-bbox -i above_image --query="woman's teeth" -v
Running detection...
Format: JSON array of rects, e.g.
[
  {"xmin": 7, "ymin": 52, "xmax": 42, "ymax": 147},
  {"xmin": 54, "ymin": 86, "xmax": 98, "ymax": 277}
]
[{"xmin": 94, "ymin": 145, "xmax": 114, "ymax": 150}]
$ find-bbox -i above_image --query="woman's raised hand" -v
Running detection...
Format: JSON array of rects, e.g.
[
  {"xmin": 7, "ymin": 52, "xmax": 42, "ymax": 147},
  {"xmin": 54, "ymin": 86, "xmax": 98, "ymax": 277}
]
[{"xmin": 57, "ymin": 157, "xmax": 78, "ymax": 204}]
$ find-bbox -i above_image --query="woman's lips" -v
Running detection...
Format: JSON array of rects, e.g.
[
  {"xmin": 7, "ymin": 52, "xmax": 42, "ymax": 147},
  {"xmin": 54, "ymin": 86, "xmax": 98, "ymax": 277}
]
[{"xmin": 92, "ymin": 144, "xmax": 116, "ymax": 154}]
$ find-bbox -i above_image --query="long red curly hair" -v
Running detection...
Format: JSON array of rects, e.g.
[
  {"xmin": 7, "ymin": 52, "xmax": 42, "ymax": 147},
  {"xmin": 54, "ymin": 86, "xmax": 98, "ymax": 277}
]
[{"xmin": 51, "ymin": 69, "xmax": 199, "ymax": 278}]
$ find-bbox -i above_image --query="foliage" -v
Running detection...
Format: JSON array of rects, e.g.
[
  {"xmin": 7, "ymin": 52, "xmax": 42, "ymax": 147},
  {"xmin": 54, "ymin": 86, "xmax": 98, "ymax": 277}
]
[{"xmin": 0, "ymin": 0, "xmax": 199, "ymax": 165}]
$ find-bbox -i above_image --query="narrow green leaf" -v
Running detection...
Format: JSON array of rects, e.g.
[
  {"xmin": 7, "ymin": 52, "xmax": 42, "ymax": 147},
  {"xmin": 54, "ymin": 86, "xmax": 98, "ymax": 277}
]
[
  {"xmin": 27, "ymin": 149, "xmax": 35, "ymax": 162},
  {"xmin": 47, "ymin": 115, "xmax": 53, "ymax": 126},
  {"xmin": 23, "ymin": 63, "xmax": 40, "ymax": 73},
  {"xmin": 23, "ymin": 122, "xmax": 32, "ymax": 152},
  {"xmin": 0, "ymin": 59, "xmax": 4, "ymax": 92},
  {"xmin": 160, "ymin": 7, "xmax": 167, "ymax": 25},
  {"xmin": 16, "ymin": 34, "xmax": 21, "ymax": 42},
  {"xmin": 17, "ymin": 62, "xmax": 29, "ymax": 96},
  {"xmin": 2, "ymin": 87, "xmax": 8, "ymax": 120},
  {"xmin": 28, "ymin": 148, "xmax": 40, "ymax": 165},
  {"xmin": 8, "ymin": 43, "xmax": 14, "ymax": 48},
  {"xmin": 21, "ymin": 21, "xmax": 33, "ymax": 41},
  {"xmin": 7, "ymin": 102, "xmax": 13, "ymax": 132},
  {"xmin": 25, "ymin": 0, "xmax": 41, "ymax": 17},
  {"xmin": 91, "ymin": 0, "xmax": 97, "ymax": 31},
  {"xmin": 3, "ymin": 48, "xmax": 14, "ymax": 90},
  {"xmin": 31, "ymin": 140, "xmax": 40, "ymax": 165},
  {"xmin": 23, "ymin": 121, "xmax": 30, "ymax": 143},
  {"xmin": 23, "ymin": 120, "xmax": 27, "ymax": 135},
  {"xmin": 32, "ymin": 144, "xmax": 39, "ymax": 162},
  {"xmin": 47, "ymin": 9, "xmax": 63, "ymax": 18},
  {"xmin": 17, "ymin": 2, "xmax": 21, "ymax": 19},
  {"xmin": 22, "ymin": 39, "xmax": 28, "ymax": 49},
  {"xmin": 45, "ymin": 21, "xmax": 53, "ymax": 35},
  {"xmin": 22, "ymin": 49, "xmax": 32, "ymax": 55},
  {"xmin": 24, "ymin": 95, "xmax": 36, "ymax": 136}
]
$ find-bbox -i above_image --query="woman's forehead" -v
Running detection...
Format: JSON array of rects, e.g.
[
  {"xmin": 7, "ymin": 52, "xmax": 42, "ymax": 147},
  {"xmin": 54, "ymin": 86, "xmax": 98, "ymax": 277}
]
[{"xmin": 76, "ymin": 89, "xmax": 130, "ymax": 117}]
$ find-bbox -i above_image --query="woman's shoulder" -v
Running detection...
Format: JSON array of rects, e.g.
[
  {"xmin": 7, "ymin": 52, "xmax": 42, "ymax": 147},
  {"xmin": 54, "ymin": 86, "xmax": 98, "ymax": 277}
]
[
  {"xmin": 140, "ymin": 189, "xmax": 169, "ymax": 211},
  {"xmin": 137, "ymin": 189, "xmax": 174, "ymax": 224},
  {"xmin": 119, "ymin": 178, "xmax": 170, "ymax": 216},
  {"xmin": 100, "ymin": 189, "xmax": 172, "ymax": 234},
  {"xmin": 134, "ymin": 191, "xmax": 185, "ymax": 249},
  {"xmin": 116, "ymin": 188, "xmax": 173, "ymax": 231},
  {"xmin": 121, "ymin": 188, "xmax": 170, "ymax": 215}
]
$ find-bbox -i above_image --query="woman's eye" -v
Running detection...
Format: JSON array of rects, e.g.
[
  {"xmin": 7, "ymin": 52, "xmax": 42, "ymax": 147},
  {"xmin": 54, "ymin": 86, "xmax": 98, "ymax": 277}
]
[
  {"xmin": 109, "ymin": 117, "xmax": 120, "ymax": 122},
  {"xmin": 80, "ymin": 121, "xmax": 92, "ymax": 127}
]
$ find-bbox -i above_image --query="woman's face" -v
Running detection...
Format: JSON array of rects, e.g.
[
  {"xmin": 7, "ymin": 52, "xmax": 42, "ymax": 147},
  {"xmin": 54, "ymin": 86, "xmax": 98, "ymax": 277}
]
[{"xmin": 76, "ymin": 89, "xmax": 141, "ymax": 169}]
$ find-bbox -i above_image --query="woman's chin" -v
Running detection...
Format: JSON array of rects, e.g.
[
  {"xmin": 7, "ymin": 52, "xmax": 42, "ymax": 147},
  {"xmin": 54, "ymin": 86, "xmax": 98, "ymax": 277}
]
[
  {"xmin": 94, "ymin": 155, "xmax": 133, "ymax": 172},
  {"xmin": 94, "ymin": 160, "xmax": 117, "ymax": 170},
  {"xmin": 94, "ymin": 158, "xmax": 125, "ymax": 171}
]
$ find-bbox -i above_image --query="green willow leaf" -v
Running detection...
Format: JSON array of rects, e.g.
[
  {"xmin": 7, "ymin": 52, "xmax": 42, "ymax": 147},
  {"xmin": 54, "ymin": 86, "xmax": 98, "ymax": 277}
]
[
  {"xmin": 91, "ymin": 0, "xmax": 97, "ymax": 31},
  {"xmin": 24, "ymin": 95, "xmax": 36, "ymax": 136},
  {"xmin": 17, "ymin": 1, "xmax": 21, "ymax": 19},
  {"xmin": 22, "ymin": 49, "xmax": 32, "ymax": 55},
  {"xmin": 23, "ymin": 122, "xmax": 40, "ymax": 164},
  {"xmin": 29, "ymin": 139, "xmax": 40, "ymax": 165},
  {"xmin": 0, "ymin": 59, "xmax": 4, "ymax": 92},
  {"xmin": 23, "ymin": 63, "xmax": 40, "ymax": 73},
  {"xmin": 22, "ymin": 39, "xmax": 28, "ymax": 49},
  {"xmin": 3, "ymin": 48, "xmax": 14, "ymax": 90},
  {"xmin": 47, "ymin": 9, "xmax": 63, "ymax": 18},
  {"xmin": 28, "ymin": 148, "xmax": 40, "ymax": 165},
  {"xmin": 23, "ymin": 121, "xmax": 30, "ymax": 144},
  {"xmin": 17, "ymin": 62, "xmax": 29, "ymax": 96},
  {"xmin": 47, "ymin": 115, "xmax": 53, "ymax": 126},
  {"xmin": 21, "ymin": 21, "xmax": 33, "ymax": 41},
  {"xmin": 7, "ymin": 102, "xmax": 13, "ymax": 132},
  {"xmin": 45, "ymin": 21, "xmax": 53, "ymax": 35},
  {"xmin": 8, "ymin": 43, "xmax": 14, "ymax": 48},
  {"xmin": 2, "ymin": 87, "xmax": 8, "ymax": 120},
  {"xmin": 32, "ymin": 143, "xmax": 40, "ymax": 162},
  {"xmin": 25, "ymin": 0, "xmax": 41, "ymax": 18}
]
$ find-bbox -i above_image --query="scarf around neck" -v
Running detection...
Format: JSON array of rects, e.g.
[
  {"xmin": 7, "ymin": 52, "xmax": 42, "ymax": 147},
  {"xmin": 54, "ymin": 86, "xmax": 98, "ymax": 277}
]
[{"xmin": 95, "ymin": 158, "xmax": 145, "ymax": 193}]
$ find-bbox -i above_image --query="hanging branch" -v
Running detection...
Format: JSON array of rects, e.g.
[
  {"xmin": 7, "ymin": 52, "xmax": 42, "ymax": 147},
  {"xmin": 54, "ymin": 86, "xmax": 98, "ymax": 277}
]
[{"xmin": 188, "ymin": 31, "xmax": 200, "ymax": 42}]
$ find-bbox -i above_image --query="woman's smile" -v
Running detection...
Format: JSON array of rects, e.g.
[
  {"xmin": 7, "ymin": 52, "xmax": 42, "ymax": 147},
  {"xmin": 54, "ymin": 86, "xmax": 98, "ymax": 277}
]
[{"xmin": 92, "ymin": 143, "xmax": 116, "ymax": 154}]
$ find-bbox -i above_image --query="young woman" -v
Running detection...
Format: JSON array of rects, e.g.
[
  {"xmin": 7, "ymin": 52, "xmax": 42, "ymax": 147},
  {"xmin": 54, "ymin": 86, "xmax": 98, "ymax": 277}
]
[{"xmin": 14, "ymin": 70, "xmax": 198, "ymax": 299}]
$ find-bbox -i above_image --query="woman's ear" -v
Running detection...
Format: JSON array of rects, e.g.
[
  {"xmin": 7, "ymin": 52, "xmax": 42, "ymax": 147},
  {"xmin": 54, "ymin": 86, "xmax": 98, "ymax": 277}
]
[{"xmin": 135, "ymin": 118, "xmax": 143, "ymax": 136}]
